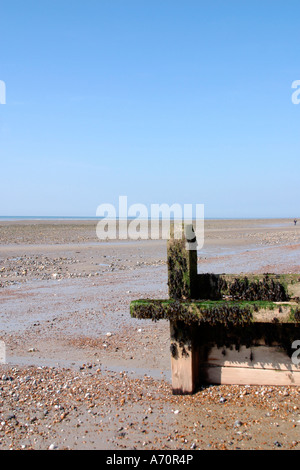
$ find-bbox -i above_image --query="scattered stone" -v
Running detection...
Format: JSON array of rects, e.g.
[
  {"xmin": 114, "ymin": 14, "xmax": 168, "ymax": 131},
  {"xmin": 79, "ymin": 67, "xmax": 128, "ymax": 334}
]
[
  {"xmin": 48, "ymin": 444, "xmax": 58, "ymax": 450},
  {"xmin": 234, "ymin": 420, "xmax": 243, "ymax": 428},
  {"xmin": 5, "ymin": 413, "xmax": 16, "ymax": 421}
]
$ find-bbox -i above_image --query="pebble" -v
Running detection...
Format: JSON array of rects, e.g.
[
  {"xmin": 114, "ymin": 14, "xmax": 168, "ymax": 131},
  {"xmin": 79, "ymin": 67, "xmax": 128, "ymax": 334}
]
[
  {"xmin": 0, "ymin": 363, "xmax": 299, "ymax": 451},
  {"xmin": 48, "ymin": 444, "xmax": 57, "ymax": 450},
  {"xmin": 0, "ymin": 222, "xmax": 300, "ymax": 451},
  {"xmin": 234, "ymin": 420, "xmax": 243, "ymax": 428},
  {"xmin": 5, "ymin": 413, "xmax": 16, "ymax": 421}
]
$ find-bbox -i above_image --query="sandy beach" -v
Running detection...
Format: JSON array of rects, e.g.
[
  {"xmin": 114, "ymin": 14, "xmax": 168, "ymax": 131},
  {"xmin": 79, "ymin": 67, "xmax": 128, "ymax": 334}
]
[{"xmin": 0, "ymin": 218, "xmax": 300, "ymax": 450}]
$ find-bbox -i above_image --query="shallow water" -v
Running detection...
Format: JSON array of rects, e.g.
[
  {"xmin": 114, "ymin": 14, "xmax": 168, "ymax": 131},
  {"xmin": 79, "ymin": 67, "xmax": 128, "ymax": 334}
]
[{"xmin": 198, "ymin": 244, "xmax": 300, "ymax": 274}]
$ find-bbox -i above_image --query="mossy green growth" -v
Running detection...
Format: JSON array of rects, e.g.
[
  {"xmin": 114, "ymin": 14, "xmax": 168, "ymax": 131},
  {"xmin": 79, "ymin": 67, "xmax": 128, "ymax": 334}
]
[
  {"xmin": 130, "ymin": 299, "xmax": 300, "ymax": 326},
  {"xmin": 221, "ymin": 274, "xmax": 290, "ymax": 301},
  {"xmin": 289, "ymin": 306, "xmax": 300, "ymax": 322},
  {"xmin": 168, "ymin": 238, "xmax": 188, "ymax": 298},
  {"xmin": 132, "ymin": 299, "xmax": 254, "ymax": 326},
  {"xmin": 167, "ymin": 236, "xmax": 197, "ymax": 299},
  {"xmin": 222, "ymin": 274, "xmax": 290, "ymax": 302}
]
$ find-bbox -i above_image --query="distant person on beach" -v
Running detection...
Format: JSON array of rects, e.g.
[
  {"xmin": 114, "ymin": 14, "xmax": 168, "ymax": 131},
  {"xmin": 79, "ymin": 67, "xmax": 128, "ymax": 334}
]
[{"xmin": 294, "ymin": 219, "xmax": 297, "ymax": 225}]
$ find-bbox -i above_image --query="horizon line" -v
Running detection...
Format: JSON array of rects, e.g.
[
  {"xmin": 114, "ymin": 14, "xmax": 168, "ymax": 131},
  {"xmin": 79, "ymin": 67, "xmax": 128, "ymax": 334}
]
[{"xmin": 0, "ymin": 216, "xmax": 298, "ymax": 221}]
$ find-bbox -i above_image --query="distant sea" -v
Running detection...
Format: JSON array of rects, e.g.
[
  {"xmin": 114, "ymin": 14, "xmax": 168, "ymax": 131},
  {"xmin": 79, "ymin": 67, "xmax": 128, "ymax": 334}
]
[
  {"xmin": 0, "ymin": 216, "xmax": 100, "ymax": 221},
  {"xmin": 0, "ymin": 216, "xmax": 294, "ymax": 221}
]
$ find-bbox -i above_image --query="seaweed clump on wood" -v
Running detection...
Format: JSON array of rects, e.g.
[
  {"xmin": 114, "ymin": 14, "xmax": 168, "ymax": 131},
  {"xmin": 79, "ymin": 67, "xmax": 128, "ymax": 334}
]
[
  {"xmin": 130, "ymin": 300, "xmax": 253, "ymax": 327},
  {"xmin": 226, "ymin": 275, "xmax": 290, "ymax": 302},
  {"xmin": 167, "ymin": 238, "xmax": 194, "ymax": 299},
  {"xmin": 289, "ymin": 307, "xmax": 300, "ymax": 323},
  {"xmin": 168, "ymin": 240, "xmax": 187, "ymax": 299}
]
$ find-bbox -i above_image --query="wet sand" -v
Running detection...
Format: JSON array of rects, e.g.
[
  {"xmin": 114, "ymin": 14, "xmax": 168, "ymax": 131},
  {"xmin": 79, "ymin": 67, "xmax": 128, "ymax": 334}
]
[{"xmin": 0, "ymin": 219, "xmax": 300, "ymax": 450}]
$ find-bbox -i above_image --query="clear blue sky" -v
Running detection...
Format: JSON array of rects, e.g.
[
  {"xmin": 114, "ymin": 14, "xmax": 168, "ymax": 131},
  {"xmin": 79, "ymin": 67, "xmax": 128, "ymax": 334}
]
[{"xmin": 0, "ymin": 0, "xmax": 299, "ymax": 218}]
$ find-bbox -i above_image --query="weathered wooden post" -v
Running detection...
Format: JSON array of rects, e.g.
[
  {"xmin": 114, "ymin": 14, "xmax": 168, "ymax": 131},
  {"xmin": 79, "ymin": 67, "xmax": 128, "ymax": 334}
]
[
  {"xmin": 167, "ymin": 225, "xmax": 200, "ymax": 394},
  {"xmin": 169, "ymin": 321, "xmax": 200, "ymax": 394},
  {"xmin": 167, "ymin": 224, "xmax": 198, "ymax": 300}
]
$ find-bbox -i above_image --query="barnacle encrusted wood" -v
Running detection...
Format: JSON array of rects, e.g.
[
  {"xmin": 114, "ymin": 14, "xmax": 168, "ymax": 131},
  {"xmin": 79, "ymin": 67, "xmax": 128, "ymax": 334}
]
[
  {"xmin": 131, "ymin": 299, "xmax": 251, "ymax": 325},
  {"xmin": 209, "ymin": 274, "xmax": 294, "ymax": 302},
  {"xmin": 130, "ymin": 225, "xmax": 300, "ymax": 393},
  {"xmin": 131, "ymin": 299, "xmax": 300, "ymax": 357},
  {"xmin": 167, "ymin": 224, "xmax": 298, "ymax": 301},
  {"xmin": 192, "ymin": 273, "xmax": 292, "ymax": 302},
  {"xmin": 169, "ymin": 319, "xmax": 300, "ymax": 393},
  {"xmin": 130, "ymin": 299, "xmax": 300, "ymax": 325},
  {"xmin": 167, "ymin": 224, "xmax": 197, "ymax": 299}
]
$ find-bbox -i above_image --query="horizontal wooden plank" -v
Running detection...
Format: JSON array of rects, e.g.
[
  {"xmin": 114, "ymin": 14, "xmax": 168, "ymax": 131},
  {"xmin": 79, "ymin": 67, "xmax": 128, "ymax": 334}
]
[
  {"xmin": 131, "ymin": 299, "xmax": 300, "ymax": 324},
  {"xmin": 219, "ymin": 273, "xmax": 300, "ymax": 301},
  {"xmin": 167, "ymin": 224, "xmax": 300, "ymax": 301},
  {"xmin": 200, "ymin": 365, "xmax": 300, "ymax": 386},
  {"xmin": 202, "ymin": 345, "xmax": 300, "ymax": 372}
]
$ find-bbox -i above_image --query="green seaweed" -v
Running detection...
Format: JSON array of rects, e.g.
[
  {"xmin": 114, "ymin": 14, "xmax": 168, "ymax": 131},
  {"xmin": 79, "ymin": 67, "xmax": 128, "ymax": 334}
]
[
  {"xmin": 130, "ymin": 299, "xmax": 300, "ymax": 326},
  {"xmin": 167, "ymin": 236, "xmax": 197, "ymax": 299},
  {"xmin": 131, "ymin": 299, "xmax": 252, "ymax": 326},
  {"xmin": 222, "ymin": 275, "xmax": 290, "ymax": 302},
  {"xmin": 289, "ymin": 306, "xmax": 300, "ymax": 322}
]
